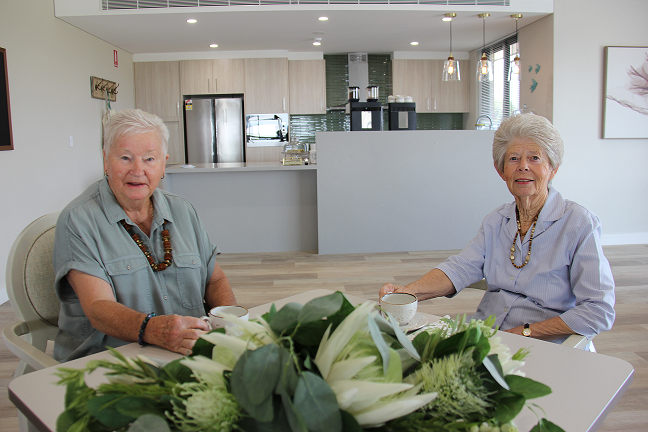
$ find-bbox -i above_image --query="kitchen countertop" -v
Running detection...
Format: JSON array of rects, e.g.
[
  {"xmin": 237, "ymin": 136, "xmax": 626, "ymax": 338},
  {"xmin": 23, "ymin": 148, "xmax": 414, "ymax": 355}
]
[{"xmin": 165, "ymin": 162, "xmax": 316, "ymax": 173}]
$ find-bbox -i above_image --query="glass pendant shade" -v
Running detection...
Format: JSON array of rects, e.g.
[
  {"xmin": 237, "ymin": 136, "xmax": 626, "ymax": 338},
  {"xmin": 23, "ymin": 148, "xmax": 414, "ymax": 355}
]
[
  {"xmin": 476, "ymin": 13, "xmax": 493, "ymax": 82},
  {"xmin": 508, "ymin": 55, "xmax": 521, "ymax": 81},
  {"xmin": 476, "ymin": 54, "xmax": 493, "ymax": 82},
  {"xmin": 442, "ymin": 14, "xmax": 460, "ymax": 82},
  {"xmin": 443, "ymin": 56, "xmax": 460, "ymax": 81}
]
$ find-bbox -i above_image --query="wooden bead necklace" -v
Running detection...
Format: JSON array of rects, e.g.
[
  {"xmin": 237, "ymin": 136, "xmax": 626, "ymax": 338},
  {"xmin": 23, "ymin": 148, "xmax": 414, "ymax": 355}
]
[
  {"xmin": 120, "ymin": 220, "xmax": 173, "ymax": 271},
  {"xmin": 510, "ymin": 207, "xmax": 538, "ymax": 269}
]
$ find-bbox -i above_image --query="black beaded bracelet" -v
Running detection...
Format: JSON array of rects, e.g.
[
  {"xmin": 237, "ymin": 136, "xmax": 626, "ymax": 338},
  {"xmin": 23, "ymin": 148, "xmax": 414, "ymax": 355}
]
[{"xmin": 138, "ymin": 312, "xmax": 157, "ymax": 346}]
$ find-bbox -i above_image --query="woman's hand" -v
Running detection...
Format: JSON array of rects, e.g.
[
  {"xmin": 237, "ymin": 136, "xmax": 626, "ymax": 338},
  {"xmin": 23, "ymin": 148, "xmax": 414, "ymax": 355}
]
[
  {"xmin": 379, "ymin": 283, "xmax": 408, "ymax": 298},
  {"xmin": 144, "ymin": 314, "xmax": 211, "ymax": 356}
]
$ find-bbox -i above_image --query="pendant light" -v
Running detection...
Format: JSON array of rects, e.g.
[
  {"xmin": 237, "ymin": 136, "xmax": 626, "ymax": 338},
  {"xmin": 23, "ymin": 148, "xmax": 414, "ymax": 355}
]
[
  {"xmin": 508, "ymin": 14, "xmax": 523, "ymax": 81},
  {"xmin": 442, "ymin": 13, "xmax": 460, "ymax": 81},
  {"xmin": 476, "ymin": 13, "xmax": 493, "ymax": 82}
]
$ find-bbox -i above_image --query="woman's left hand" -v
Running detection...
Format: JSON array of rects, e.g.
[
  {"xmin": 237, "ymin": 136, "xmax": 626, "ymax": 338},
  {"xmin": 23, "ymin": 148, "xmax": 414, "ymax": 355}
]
[{"xmin": 144, "ymin": 314, "xmax": 211, "ymax": 355}]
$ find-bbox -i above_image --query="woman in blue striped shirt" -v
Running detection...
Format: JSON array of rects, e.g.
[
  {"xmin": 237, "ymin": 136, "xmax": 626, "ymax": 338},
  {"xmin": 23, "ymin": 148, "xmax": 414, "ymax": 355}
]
[{"xmin": 380, "ymin": 113, "xmax": 615, "ymax": 342}]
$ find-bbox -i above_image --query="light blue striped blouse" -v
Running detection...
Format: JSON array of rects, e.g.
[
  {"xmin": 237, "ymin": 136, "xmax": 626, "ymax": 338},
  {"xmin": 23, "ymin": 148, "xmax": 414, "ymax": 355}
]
[{"xmin": 436, "ymin": 186, "xmax": 615, "ymax": 339}]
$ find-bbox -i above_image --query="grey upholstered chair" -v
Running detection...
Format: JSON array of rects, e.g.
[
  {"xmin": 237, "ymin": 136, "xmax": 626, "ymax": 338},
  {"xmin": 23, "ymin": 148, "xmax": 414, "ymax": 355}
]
[{"xmin": 3, "ymin": 212, "xmax": 61, "ymax": 378}]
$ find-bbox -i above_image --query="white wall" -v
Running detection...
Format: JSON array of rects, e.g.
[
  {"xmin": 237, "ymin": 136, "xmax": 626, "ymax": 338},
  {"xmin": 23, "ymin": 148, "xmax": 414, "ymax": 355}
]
[
  {"xmin": 0, "ymin": 0, "xmax": 135, "ymax": 300},
  {"xmin": 551, "ymin": 0, "xmax": 648, "ymax": 244}
]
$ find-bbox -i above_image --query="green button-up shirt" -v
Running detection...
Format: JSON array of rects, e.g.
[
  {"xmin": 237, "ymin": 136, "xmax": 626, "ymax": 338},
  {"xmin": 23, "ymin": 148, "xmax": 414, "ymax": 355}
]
[{"xmin": 53, "ymin": 177, "xmax": 219, "ymax": 362}]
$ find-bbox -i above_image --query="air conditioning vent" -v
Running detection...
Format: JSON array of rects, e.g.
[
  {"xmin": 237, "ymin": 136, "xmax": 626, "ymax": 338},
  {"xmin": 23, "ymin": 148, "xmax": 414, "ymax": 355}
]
[{"xmin": 348, "ymin": 53, "xmax": 368, "ymax": 63}]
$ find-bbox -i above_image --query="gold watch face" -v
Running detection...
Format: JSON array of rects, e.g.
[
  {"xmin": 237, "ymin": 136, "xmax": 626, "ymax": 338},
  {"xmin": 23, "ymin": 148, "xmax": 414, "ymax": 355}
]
[{"xmin": 522, "ymin": 327, "xmax": 531, "ymax": 337}]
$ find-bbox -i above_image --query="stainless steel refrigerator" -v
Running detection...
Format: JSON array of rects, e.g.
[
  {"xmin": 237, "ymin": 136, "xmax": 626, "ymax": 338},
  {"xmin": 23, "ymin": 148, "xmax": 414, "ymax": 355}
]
[{"xmin": 183, "ymin": 94, "xmax": 245, "ymax": 163}]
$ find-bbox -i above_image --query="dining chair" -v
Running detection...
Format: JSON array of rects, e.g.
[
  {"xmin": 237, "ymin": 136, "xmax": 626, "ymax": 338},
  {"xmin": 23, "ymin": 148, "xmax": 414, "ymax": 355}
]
[
  {"xmin": 3, "ymin": 212, "xmax": 61, "ymax": 378},
  {"xmin": 466, "ymin": 279, "xmax": 596, "ymax": 352}
]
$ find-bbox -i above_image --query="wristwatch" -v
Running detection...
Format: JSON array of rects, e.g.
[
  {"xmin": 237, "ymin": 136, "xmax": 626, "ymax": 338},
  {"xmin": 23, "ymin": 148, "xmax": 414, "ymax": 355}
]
[{"xmin": 522, "ymin": 323, "xmax": 531, "ymax": 337}]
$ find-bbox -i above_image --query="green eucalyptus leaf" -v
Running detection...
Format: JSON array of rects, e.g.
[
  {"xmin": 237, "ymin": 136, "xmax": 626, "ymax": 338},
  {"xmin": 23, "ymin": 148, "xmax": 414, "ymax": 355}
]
[
  {"xmin": 472, "ymin": 333, "xmax": 491, "ymax": 365},
  {"xmin": 367, "ymin": 314, "xmax": 392, "ymax": 374},
  {"xmin": 86, "ymin": 394, "xmax": 135, "ymax": 429},
  {"xmin": 114, "ymin": 396, "xmax": 164, "ymax": 418},
  {"xmin": 340, "ymin": 409, "xmax": 362, "ymax": 432},
  {"xmin": 191, "ymin": 329, "xmax": 223, "ymax": 358},
  {"xmin": 56, "ymin": 409, "xmax": 83, "ymax": 432},
  {"xmin": 298, "ymin": 291, "xmax": 344, "ymax": 323},
  {"xmin": 505, "ymin": 375, "xmax": 552, "ymax": 399},
  {"xmin": 278, "ymin": 348, "xmax": 300, "ymax": 396},
  {"xmin": 530, "ymin": 418, "xmax": 567, "ymax": 432},
  {"xmin": 63, "ymin": 378, "xmax": 89, "ymax": 409},
  {"xmin": 126, "ymin": 414, "xmax": 172, "ymax": 432},
  {"xmin": 237, "ymin": 398, "xmax": 292, "ymax": 432},
  {"xmin": 231, "ymin": 345, "xmax": 282, "ymax": 422},
  {"xmin": 293, "ymin": 372, "xmax": 342, "ymax": 432},
  {"xmin": 162, "ymin": 358, "xmax": 194, "ymax": 383},
  {"xmin": 279, "ymin": 385, "xmax": 309, "ymax": 432},
  {"xmin": 291, "ymin": 320, "xmax": 331, "ymax": 346},
  {"xmin": 434, "ymin": 327, "xmax": 481, "ymax": 358},
  {"xmin": 262, "ymin": 303, "xmax": 278, "ymax": 323},
  {"xmin": 269, "ymin": 303, "xmax": 303, "ymax": 335},
  {"xmin": 492, "ymin": 394, "xmax": 526, "ymax": 423}
]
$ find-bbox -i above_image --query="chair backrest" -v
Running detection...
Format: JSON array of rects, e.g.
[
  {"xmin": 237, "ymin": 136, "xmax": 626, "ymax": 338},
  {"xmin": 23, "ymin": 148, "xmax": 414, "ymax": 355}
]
[{"xmin": 6, "ymin": 212, "xmax": 61, "ymax": 341}]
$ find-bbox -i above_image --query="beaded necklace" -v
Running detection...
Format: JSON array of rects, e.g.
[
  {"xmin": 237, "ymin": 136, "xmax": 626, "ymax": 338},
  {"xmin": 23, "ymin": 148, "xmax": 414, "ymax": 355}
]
[
  {"xmin": 509, "ymin": 207, "xmax": 539, "ymax": 269},
  {"xmin": 120, "ymin": 219, "xmax": 173, "ymax": 271}
]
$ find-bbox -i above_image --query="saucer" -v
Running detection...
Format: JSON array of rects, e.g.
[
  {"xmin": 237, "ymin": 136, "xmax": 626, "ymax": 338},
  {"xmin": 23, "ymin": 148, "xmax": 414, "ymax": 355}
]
[{"xmin": 399, "ymin": 312, "xmax": 428, "ymax": 332}]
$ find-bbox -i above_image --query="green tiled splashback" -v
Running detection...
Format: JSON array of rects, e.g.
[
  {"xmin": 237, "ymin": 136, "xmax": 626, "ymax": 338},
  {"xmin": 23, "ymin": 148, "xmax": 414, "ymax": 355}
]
[{"xmin": 290, "ymin": 54, "xmax": 464, "ymax": 145}]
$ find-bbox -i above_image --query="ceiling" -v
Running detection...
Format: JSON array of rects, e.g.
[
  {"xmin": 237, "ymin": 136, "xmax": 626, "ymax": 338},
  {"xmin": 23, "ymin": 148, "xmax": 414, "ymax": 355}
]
[{"xmin": 55, "ymin": 5, "xmax": 551, "ymax": 56}]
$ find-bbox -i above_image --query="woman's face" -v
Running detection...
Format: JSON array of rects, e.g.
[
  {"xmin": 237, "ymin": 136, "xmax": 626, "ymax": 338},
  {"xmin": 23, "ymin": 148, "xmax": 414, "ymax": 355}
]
[
  {"xmin": 104, "ymin": 131, "xmax": 168, "ymax": 210},
  {"xmin": 497, "ymin": 138, "xmax": 558, "ymax": 202}
]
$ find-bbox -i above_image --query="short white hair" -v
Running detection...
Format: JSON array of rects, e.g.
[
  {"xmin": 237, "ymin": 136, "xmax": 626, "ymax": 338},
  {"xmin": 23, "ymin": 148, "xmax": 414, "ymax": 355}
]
[
  {"xmin": 493, "ymin": 113, "xmax": 564, "ymax": 173},
  {"xmin": 103, "ymin": 109, "xmax": 169, "ymax": 155}
]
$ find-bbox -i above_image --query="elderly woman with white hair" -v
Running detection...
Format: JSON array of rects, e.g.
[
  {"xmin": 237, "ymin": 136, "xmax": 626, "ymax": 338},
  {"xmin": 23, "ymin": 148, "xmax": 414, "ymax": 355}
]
[
  {"xmin": 380, "ymin": 113, "xmax": 615, "ymax": 342},
  {"xmin": 53, "ymin": 109, "xmax": 237, "ymax": 362}
]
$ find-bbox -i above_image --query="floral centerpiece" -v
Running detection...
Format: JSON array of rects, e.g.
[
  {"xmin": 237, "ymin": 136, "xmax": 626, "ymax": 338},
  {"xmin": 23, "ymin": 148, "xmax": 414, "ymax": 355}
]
[{"xmin": 56, "ymin": 291, "xmax": 565, "ymax": 432}]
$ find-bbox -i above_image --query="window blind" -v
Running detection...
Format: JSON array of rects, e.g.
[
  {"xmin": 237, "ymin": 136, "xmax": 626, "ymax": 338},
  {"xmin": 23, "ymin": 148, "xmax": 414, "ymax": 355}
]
[{"xmin": 477, "ymin": 35, "xmax": 520, "ymax": 128}]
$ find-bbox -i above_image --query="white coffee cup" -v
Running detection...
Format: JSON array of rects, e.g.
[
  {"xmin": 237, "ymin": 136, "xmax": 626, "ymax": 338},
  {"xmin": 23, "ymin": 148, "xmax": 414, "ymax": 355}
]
[
  {"xmin": 201, "ymin": 305, "xmax": 249, "ymax": 330},
  {"xmin": 380, "ymin": 292, "xmax": 418, "ymax": 325}
]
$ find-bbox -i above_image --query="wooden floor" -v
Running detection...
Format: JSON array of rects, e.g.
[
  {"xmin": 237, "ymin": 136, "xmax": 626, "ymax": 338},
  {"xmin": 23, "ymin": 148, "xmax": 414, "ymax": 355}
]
[{"xmin": 1, "ymin": 244, "xmax": 646, "ymax": 431}]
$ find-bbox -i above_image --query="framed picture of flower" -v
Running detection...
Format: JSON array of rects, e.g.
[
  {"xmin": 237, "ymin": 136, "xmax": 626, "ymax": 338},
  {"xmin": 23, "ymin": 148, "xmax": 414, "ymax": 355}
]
[
  {"xmin": 0, "ymin": 47, "xmax": 14, "ymax": 151},
  {"xmin": 603, "ymin": 46, "xmax": 648, "ymax": 139}
]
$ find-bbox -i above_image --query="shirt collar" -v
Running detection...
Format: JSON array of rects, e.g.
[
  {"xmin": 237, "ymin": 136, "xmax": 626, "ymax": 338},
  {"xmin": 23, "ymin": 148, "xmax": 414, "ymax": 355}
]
[
  {"xmin": 499, "ymin": 186, "xmax": 566, "ymax": 236},
  {"xmin": 99, "ymin": 177, "xmax": 173, "ymax": 227}
]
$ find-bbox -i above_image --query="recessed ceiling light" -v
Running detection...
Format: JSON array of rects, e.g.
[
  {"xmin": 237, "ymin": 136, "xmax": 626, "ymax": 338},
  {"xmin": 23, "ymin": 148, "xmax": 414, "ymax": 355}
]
[
  {"xmin": 411, "ymin": 41, "xmax": 419, "ymax": 46},
  {"xmin": 187, "ymin": 18, "xmax": 197, "ymax": 24},
  {"xmin": 318, "ymin": 16, "xmax": 328, "ymax": 21},
  {"xmin": 313, "ymin": 38, "xmax": 322, "ymax": 46},
  {"xmin": 210, "ymin": 44, "xmax": 218, "ymax": 48},
  {"xmin": 442, "ymin": 13, "xmax": 456, "ymax": 22}
]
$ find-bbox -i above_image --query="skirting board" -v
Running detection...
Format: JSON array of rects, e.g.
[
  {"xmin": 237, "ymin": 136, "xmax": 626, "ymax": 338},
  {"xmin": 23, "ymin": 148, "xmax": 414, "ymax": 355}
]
[
  {"xmin": 0, "ymin": 286, "xmax": 8, "ymax": 305},
  {"xmin": 601, "ymin": 233, "xmax": 648, "ymax": 246}
]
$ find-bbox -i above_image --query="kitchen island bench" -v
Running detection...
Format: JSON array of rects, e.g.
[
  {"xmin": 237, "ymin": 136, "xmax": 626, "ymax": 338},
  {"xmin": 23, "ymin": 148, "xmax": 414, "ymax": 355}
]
[{"xmin": 161, "ymin": 162, "xmax": 317, "ymax": 253}]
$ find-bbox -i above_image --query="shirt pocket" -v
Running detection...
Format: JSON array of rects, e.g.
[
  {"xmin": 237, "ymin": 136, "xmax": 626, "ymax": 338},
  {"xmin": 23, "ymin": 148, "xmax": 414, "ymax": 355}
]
[
  {"xmin": 104, "ymin": 255, "xmax": 152, "ymax": 307},
  {"xmin": 174, "ymin": 253, "xmax": 205, "ymax": 310}
]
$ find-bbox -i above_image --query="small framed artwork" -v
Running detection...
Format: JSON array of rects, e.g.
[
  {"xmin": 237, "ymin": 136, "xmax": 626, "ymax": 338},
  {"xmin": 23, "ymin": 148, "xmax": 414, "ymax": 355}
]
[
  {"xmin": 0, "ymin": 47, "xmax": 14, "ymax": 151},
  {"xmin": 603, "ymin": 46, "xmax": 648, "ymax": 139}
]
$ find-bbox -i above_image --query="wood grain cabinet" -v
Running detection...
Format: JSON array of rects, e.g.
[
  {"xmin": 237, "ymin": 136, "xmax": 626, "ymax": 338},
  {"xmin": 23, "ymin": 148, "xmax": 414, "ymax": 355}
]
[
  {"xmin": 244, "ymin": 58, "xmax": 289, "ymax": 114},
  {"xmin": 392, "ymin": 59, "xmax": 469, "ymax": 113},
  {"xmin": 134, "ymin": 61, "xmax": 184, "ymax": 165},
  {"xmin": 180, "ymin": 59, "xmax": 246, "ymax": 95},
  {"xmin": 289, "ymin": 60, "xmax": 326, "ymax": 114}
]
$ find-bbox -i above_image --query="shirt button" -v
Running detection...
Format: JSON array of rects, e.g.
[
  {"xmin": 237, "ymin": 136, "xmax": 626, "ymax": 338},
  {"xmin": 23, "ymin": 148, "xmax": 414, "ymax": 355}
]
[
  {"xmin": 127, "ymin": 265, "xmax": 131, "ymax": 270},
  {"xmin": 164, "ymin": 296, "xmax": 168, "ymax": 300},
  {"xmin": 510, "ymin": 276, "xmax": 514, "ymax": 280},
  {"xmin": 192, "ymin": 260, "xmax": 196, "ymax": 265}
]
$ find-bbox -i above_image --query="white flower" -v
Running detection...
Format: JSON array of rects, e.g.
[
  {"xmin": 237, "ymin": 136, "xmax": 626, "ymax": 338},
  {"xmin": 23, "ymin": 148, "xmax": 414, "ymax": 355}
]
[
  {"xmin": 314, "ymin": 301, "xmax": 437, "ymax": 426},
  {"xmin": 488, "ymin": 336, "xmax": 525, "ymax": 377}
]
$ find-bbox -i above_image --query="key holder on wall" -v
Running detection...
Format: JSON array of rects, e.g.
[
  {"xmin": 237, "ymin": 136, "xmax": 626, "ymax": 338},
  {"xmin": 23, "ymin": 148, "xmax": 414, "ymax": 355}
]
[{"xmin": 90, "ymin": 76, "xmax": 118, "ymax": 102}]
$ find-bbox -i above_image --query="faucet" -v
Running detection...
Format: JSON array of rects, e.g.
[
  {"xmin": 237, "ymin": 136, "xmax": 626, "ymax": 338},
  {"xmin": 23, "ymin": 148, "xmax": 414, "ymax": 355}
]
[{"xmin": 475, "ymin": 115, "xmax": 493, "ymax": 130}]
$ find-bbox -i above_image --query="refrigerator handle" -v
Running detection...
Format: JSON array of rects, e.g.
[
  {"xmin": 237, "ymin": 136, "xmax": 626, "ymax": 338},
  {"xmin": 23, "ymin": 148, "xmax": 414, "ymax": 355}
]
[
  {"xmin": 177, "ymin": 102, "xmax": 179, "ymax": 116},
  {"xmin": 282, "ymin": 97, "xmax": 285, "ymax": 111}
]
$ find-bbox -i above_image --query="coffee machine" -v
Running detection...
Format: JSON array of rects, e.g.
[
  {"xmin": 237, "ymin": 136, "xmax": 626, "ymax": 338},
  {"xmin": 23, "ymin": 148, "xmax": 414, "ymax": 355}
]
[{"xmin": 349, "ymin": 86, "xmax": 383, "ymax": 131}]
